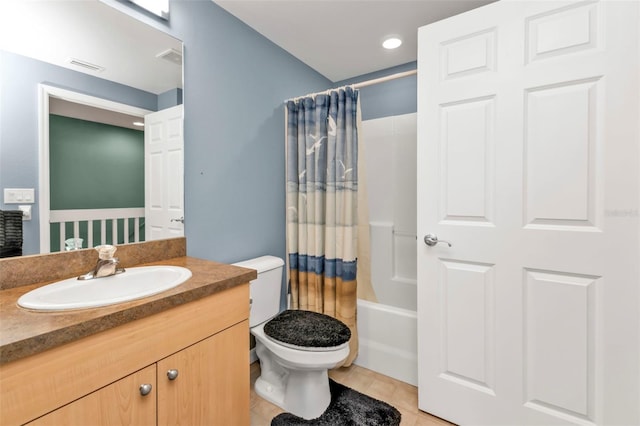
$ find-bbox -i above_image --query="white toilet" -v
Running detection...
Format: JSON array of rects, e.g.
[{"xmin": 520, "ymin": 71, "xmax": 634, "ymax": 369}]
[{"xmin": 234, "ymin": 255, "xmax": 351, "ymax": 420}]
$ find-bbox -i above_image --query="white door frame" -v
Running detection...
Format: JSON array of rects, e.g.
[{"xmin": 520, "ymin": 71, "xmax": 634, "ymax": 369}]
[{"xmin": 38, "ymin": 84, "xmax": 151, "ymax": 253}]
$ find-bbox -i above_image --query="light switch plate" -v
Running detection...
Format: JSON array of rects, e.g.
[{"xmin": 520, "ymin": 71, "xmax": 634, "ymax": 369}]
[{"xmin": 3, "ymin": 188, "xmax": 35, "ymax": 204}]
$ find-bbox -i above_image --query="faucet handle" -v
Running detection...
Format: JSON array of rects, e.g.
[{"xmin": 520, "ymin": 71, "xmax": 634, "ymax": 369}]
[{"xmin": 95, "ymin": 244, "xmax": 117, "ymax": 260}]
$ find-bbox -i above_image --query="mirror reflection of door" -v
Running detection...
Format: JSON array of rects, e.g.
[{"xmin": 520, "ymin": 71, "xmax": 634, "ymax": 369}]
[{"xmin": 144, "ymin": 105, "xmax": 185, "ymax": 240}]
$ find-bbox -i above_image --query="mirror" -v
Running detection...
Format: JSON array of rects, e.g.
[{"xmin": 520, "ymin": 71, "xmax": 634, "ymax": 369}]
[{"xmin": 0, "ymin": 0, "xmax": 183, "ymax": 255}]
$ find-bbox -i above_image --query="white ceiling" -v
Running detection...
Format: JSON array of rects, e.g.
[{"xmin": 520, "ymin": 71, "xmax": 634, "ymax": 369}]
[
  {"xmin": 0, "ymin": 0, "xmax": 495, "ymax": 92},
  {"xmin": 0, "ymin": 0, "xmax": 182, "ymax": 94},
  {"xmin": 214, "ymin": 0, "xmax": 496, "ymax": 82}
]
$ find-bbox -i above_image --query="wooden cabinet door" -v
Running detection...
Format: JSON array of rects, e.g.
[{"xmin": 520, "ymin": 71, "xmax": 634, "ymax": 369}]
[
  {"xmin": 158, "ymin": 320, "xmax": 250, "ymax": 426},
  {"xmin": 28, "ymin": 364, "xmax": 156, "ymax": 426}
]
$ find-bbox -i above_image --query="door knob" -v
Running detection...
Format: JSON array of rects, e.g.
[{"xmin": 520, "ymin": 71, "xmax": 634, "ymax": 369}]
[
  {"xmin": 139, "ymin": 383, "xmax": 152, "ymax": 396},
  {"xmin": 424, "ymin": 234, "xmax": 452, "ymax": 247},
  {"xmin": 167, "ymin": 369, "xmax": 179, "ymax": 380},
  {"xmin": 171, "ymin": 217, "xmax": 184, "ymax": 224}
]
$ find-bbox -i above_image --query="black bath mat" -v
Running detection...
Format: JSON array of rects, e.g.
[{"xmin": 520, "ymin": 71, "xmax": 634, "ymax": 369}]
[{"xmin": 271, "ymin": 379, "xmax": 401, "ymax": 426}]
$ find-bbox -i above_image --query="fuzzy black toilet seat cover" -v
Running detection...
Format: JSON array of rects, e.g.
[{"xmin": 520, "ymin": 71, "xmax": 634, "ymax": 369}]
[{"xmin": 264, "ymin": 310, "xmax": 351, "ymax": 348}]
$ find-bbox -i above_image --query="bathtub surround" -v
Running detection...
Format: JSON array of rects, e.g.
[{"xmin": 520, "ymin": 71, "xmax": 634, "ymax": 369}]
[
  {"xmin": 271, "ymin": 379, "xmax": 401, "ymax": 426},
  {"xmin": 356, "ymin": 299, "xmax": 418, "ymax": 386},
  {"xmin": 286, "ymin": 87, "xmax": 360, "ymax": 366},
  {"xmin": 350, "ymin": 108, "xmax": 421, "ymax": 384},
  {"xmin": 361, "ymin": 113, "xmax": 417, "ymax": 311}
]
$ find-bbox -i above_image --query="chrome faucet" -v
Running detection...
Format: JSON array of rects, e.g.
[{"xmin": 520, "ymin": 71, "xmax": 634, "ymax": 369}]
[{"xmin": 78, "ymin": 245, "xmax": 125, "ymax": 280}]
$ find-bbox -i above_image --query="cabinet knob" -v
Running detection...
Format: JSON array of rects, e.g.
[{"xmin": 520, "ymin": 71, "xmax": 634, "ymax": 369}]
[
  {"xmin": 167, "ymin": 369, "xmax": 179, "ymax": 380},
  {"xmin": 139, "ymin": 383, "xmax": 152, "ymax": 396}
]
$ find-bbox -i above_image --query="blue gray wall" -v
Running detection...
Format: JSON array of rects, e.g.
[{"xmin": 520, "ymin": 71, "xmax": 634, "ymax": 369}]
[
  {"xmin": 155, "ymin": 2, "xmax": 416, "ymax": 312},
  {"xmin": 0, "ymin": 1, "xmax": 331, "ymax": 262},
  {"xmin": 133, "ymin": 1, "xmax": 332, "ymax": 266},
  {"xmin": 158, "ymin": 88, "xmax": 183, "ymax": 110},
  {"xmin": 116, "ymin": 0, "xmax": 416, "ymax": 259},
  {"xmin": 0, "ymin": 51, "xmax": 157, "ymax": 255}
]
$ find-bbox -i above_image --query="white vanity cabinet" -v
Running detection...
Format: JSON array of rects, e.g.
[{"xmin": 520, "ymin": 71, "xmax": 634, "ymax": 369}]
[{"xmin": 1, "ymin": 284, "xmax": 250, "ymax": 426}]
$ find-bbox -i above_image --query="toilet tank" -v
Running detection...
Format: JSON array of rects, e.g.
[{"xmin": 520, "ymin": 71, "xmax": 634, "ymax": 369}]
[{"xmin": 233, "ymin": 256, "xmax": 284, "ymax": 327}]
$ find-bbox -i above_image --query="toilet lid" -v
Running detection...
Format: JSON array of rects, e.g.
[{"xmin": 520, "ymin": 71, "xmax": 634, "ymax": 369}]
[{"xmin": 264, "ymin": 310, "xmax": 351, "ymax": 349}]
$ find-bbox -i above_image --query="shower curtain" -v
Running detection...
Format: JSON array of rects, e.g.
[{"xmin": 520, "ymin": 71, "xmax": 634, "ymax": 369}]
[{"xmin": 285, "ymin": 87, "xmax": 359, "ymax": 366}]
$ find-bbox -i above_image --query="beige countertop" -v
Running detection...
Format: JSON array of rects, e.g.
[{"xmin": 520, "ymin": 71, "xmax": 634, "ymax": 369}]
[{"xmin": 0, "ymin": 243, "xmax": 256, "ymax": 365}]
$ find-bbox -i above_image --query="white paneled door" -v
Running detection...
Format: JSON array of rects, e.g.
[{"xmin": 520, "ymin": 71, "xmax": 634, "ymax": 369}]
[
  {"xmin": 416, "ymin": 1, "xmax": 639, "ymax": 425},
  {"xmin": 145, "ymin": 105, "xmax": 184, "ymax": 240}
]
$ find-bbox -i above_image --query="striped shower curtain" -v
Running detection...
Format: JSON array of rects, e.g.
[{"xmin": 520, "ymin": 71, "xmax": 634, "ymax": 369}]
[{"xmin": 286, "ymin": 87, "xmax": 359, "ymax": 366}]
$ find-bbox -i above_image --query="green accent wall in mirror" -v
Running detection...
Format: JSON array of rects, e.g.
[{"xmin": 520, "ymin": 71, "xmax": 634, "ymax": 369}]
[
  {"xmin": 49, "ymin": 115, "xmax": 144, "ymax": 210},
  {"xmin": 48, "ymin": 114, "xmax": 147, "ymax": 252}
]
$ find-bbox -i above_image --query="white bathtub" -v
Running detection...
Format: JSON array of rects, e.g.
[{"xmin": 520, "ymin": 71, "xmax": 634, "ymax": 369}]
[{"xmin": 354, "ymin": 299, "xmax": 417, "ymax": 386}]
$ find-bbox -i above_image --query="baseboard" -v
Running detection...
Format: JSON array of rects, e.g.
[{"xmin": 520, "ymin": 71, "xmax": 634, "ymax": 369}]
[{"xmin": 250, "ymin": 347, "xmax": 258, "ymax": 364}]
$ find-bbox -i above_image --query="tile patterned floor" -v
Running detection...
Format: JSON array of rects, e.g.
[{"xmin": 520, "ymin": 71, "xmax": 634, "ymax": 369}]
[{"xmin": 250, "ymin": 362, "xmax": 455, "ymax": 426}]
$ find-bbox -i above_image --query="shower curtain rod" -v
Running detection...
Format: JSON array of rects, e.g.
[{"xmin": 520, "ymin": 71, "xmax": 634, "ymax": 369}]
[
  {"xmin": 285, "ymin": 69, "xmax": 417, "ymax": 103},
  {"xmin": 351, "ymin": 69, "xmax": 417, "ymax": 89}
]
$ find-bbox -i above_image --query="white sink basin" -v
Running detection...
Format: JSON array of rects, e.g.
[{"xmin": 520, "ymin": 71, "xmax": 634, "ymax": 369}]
[{"xmin": 18, "ymin": 266, "xmax": 192, "ymax": 311}]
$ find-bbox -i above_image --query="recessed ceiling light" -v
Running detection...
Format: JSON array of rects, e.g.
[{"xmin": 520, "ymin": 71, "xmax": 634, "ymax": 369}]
[
  {"xmin": 133, "ymin": 121, "xmax": 145, "ymax": 127},
  {"xmin": 382, "ymin": 37, "xmax": 402, "ymax": 50}
]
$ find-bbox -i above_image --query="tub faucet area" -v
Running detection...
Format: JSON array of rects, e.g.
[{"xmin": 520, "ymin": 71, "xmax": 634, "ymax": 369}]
[{"xmin": 78, "ymin": 245, "xmax": 125, "ymax": 280}]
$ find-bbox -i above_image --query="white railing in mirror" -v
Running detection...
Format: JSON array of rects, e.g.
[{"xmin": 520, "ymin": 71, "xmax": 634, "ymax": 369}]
[{"xmin": 49, "ymin": 208, "xmax": 145, "ymax": 252}]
